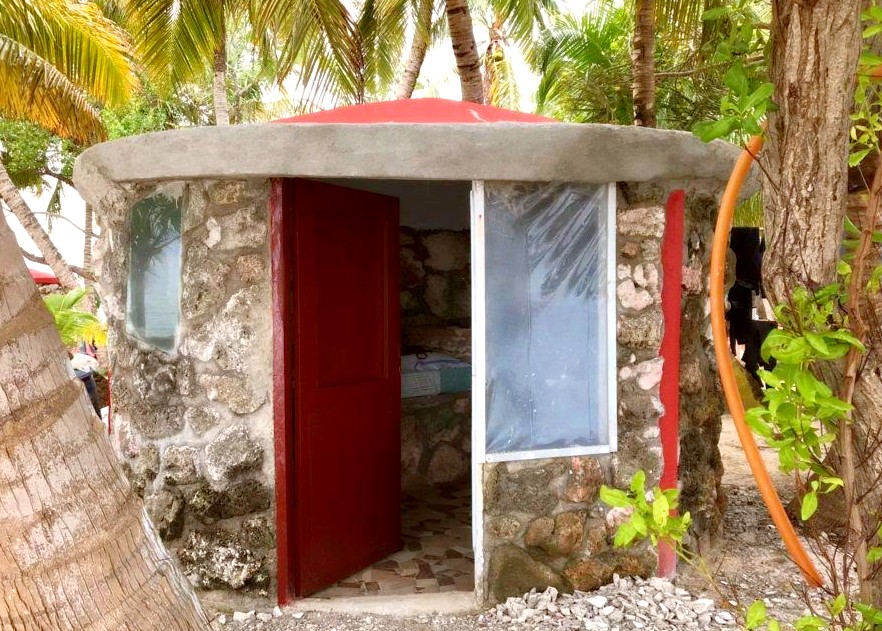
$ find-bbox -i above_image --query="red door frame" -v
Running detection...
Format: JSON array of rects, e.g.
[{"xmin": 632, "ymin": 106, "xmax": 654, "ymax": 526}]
[{"xmin": 270, "ymin": 179, "xmax": 295, "ymax": 604}]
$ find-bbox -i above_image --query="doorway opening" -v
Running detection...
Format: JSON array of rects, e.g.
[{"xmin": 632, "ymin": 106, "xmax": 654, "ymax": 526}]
[{"xmin": 274, "ymin": 178, "xmax": 475, "ymax": 601}]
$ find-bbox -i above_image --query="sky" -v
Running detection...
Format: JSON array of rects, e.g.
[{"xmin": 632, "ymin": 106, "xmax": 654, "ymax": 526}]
[{"xmin": 6, "ymin": 184, "xmax": 89, "ymax": 272}]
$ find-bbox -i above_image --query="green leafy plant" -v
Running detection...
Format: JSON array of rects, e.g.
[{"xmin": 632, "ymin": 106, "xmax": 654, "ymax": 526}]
[
  {"xmin": 692, "ymin": 1, "xmax": 773, "ymax": 143},
  {"xmin": 850, "ymin": 6, "xmax": 882, "ymax": 167},
  {"xmin": 599, "ymin": 471, "xmax": 691, "ymax": 549},
  {"xmin": 43, "ymin": 288, "xmax": 106, "ymax": 348},
  {"xmin": 744, "ymin": 281, "xmax": 862, "ymax": 520}
]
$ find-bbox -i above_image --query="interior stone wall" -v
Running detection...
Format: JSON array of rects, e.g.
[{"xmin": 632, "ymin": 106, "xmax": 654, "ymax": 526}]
[
  {"xmin": 481, "ymin": 184, "xmax": 724, "ymax": 604},
  {"xmin": 94, "ymin": 178, "xmax": 277, "ymax": 597},
  {"xmin": 399, "ymin": 227, "xmax": 472, "ymax": 489}
]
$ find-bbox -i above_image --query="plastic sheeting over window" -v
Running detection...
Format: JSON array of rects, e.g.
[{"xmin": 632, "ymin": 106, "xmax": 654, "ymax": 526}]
[
  {"xmin": 484, "ymin": 182, "xmax": 613, "ymax": 455},
  {"xmin": 126, "ymin": 184, "xmax": 184, "ymax": 352}
]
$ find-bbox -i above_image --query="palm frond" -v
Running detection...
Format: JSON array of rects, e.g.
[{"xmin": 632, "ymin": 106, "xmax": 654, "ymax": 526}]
[
  {"xmin": 0, "ymin": 0, "xmax": 135, "ymax": 106},
  {"xmin": 0, "ymin": 36, "xmax": 106, "ymax": 144},
  {"xmin": 252, "ymin": 0, "xmax": 361, "ymax": 105},
  {"xmin": 490, "ymin": 0, "xmax": 552, "ymax": 46},
  {"xmin": 531, "ymin": 8, "xmax": 631, "ymax": 119},
  {"xmin": 357, "ymin": 0, "xmax": 409, "ymax": 100},
  {"xmin": 44, "ymin": 288, "xmax": 107, "ymax": 347},
  {"xmin": 116, "ymin": 0, "xmax": 224, "ymax": 90}
]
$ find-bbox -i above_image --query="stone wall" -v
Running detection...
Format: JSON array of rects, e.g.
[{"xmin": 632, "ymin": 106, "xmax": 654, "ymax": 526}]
[
  {"xmin": 94, "ymin": 179, "xmax": 276, "ymax": 597},
  {"xmin": 481, "ymin": 185, "xmax": 724, "ymax": 604},
  {"xmin": 676, "ymin": 193, "xmax": 726, "ymax": 544},
  {"xmin": 401, "ymin": 392, "xmax": 471, "ymax": 489},
  {"xmin": 400, "ymin": 227, "xmax": 470, "ymax": 331},
  {"xmin": 399, "ymin": 227, "xmax": 473, "ymax": 490}
]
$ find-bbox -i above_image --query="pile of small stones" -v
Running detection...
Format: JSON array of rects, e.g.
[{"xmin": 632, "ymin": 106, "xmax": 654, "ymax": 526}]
[{"xmin": 481, "ymin": 576, "xmax": 738, "ymax": 630}]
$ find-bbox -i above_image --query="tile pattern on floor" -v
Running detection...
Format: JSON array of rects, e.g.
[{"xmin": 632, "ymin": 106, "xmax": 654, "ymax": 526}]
[{"xmin": 313, "ymin": 482, "xmax": 473, "ymax": 598}]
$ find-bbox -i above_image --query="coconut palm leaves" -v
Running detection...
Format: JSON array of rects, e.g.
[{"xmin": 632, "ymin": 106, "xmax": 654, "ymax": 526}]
[
  {"xmin": 533, "ymin": 0, "xmax": 749, "ymax": 128},
  {"xmin": 532, "ymin": 8, "xmax": 633, "ymax": 123},
  {"xmin": 0, "ymin": 0, "xmax": 134, "ymax": 144},
  {"xmin": 44, "ymin": 287, "xmax": 107, "ymax": 347}
]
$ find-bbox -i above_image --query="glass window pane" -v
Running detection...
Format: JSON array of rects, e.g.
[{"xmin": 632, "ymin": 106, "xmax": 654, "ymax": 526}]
[
  {"xmin": 126, "ymin": 186, "xmax": 184, "ymax": 352},
  {"xmin": 484, "ymin": 182, "xmax": 611, "ymax": 454}
]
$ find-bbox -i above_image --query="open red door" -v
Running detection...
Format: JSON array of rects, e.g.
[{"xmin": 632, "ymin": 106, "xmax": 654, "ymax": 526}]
[{"xmin": 281, "ymin": 179, "xmax": 401, "ymax": 597}]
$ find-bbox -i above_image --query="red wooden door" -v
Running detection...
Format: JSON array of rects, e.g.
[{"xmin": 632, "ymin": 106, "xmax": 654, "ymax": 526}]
[{"xmin": 286, "ymin": 179, "xmax": 401, "ymax": 597}]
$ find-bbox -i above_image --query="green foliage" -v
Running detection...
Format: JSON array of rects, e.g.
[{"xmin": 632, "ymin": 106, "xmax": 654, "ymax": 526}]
[
  {"xmin": 745, "ymin": 280, "xmax": 862, "ymax": 516},
  {"xmin": 745, "ymin": 600, "xmax": 766, "ymax": 629},
  {"xmin": 532, "ymin": 2, "xmax": 735, "ymax": 130},
  {"xmin": 43, "ymin": 288, "xmax": 106, "ymax": 347},
  {"xmin": 0, "ymin": 119, "xmax": 77, "ymax": 190},
  {"xmin": 691, "ymin": 0, "xmax": 773, "ymax": 142},
  {"xmin": 849, "ymin": 7, "xmax": 882, "ymax": 168},
  {"xmin": 599, "ymin": 471, "xmax": 691, "ymax": 548},
  {"xmin": 0, "ymin": 0, "xmax": 134, "ymax": 145}
]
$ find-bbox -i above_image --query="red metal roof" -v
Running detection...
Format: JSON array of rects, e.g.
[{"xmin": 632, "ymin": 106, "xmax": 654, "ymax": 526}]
[
  {"xmin": 26, "ymin": 262, "xmax": 59, "ymax": 285},
  {"xmin": 274, "ymin": 98, "xmax": 556, "ymax": 124}
]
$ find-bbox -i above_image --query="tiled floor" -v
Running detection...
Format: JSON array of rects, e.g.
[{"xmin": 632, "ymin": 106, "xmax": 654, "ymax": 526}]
[{"xmin": 313, "ymin": 482, "xmax": 473, "ymax": 598}]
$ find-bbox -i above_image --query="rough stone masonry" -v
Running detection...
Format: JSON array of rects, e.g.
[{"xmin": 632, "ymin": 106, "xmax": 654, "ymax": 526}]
[
  {"xmin": 90, "ymin": 176, "xmax": 723, "ymax": 604},
  {"xmin": 96, "ymin": 179, "xmax": 277, "ymax": 595}
]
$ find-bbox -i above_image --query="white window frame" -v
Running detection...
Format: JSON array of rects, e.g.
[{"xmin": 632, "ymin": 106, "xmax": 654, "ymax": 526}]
[
  {"xmin": 471, "ymin": 180, "xmax": 618, "ymax": 464},
  {"xmin": 470, "ymin": 181, "xmax": 617, "ymax": 603}
]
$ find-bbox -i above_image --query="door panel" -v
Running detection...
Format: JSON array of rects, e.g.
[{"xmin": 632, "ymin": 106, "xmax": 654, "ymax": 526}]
[{"xmin": 286, "ymin": 179, "xmax": 401, "ymax": 597}]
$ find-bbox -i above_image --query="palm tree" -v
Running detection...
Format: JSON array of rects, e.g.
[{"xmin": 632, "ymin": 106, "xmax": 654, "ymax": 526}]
[
  {"xmin": 395, "ymin": 0, "xmax": 550, "ymax": 105},
  {"xmin": 0, "ymin": 0, "xmax": 127, "ymax": 288},
  {"xmin": 445, "ymin": 0, "xmax": 485, "ymax": 102},
  {"xmin": 119, "ymin": 0, "xmax": 375, "ymax": 121},
  {"xmin": 533, "ymin": 0, "xmax": 734, "ymax": 129},
  {"xmin": 0, "ymin": 1, "xmax": 210, "ymax": 626},
  {"xmin": 631, "ymin": 0, "xmax": 655, "ymax": 126},
  {"xmin": 396, "ymin": 0, "xmax": 435, "ymax": 98}
]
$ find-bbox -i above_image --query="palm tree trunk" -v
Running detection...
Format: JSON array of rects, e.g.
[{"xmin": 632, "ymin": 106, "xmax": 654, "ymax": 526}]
[
  {"xmin": 396, "ymin": 0, "xmax": 434, "ymax": 99},
  {"xmin": 0, "ymin": 157, "xmax": 78, "ymax": 290},
  {"xmin": 631, "ymin": 0, "xmax": 656, "ymax": 127},
  {"xmin": 0, "ymin": 212, "xmax": 210, "ymax": 629},
  {"xmin": 213, "ymin": 39, "xmax": 230, "ymax": 126},
  {"xmin": 81, "ymin": 202, "xmax": 96, "ymax": 313},
  {"xmin": 444, "ymin": 0, "xmax": 484, "ymax": 104}
]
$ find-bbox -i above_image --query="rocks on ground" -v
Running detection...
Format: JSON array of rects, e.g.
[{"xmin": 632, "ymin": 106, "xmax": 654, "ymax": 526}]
[{"xmin": 215, "ymin": 576, "xmax": 744, "ymax": 631}]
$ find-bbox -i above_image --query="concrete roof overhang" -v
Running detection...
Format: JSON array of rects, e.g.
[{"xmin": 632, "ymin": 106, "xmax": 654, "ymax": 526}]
[{"xmin": 73, "ymin": 121, "xmax": 753, "ymax": 196}]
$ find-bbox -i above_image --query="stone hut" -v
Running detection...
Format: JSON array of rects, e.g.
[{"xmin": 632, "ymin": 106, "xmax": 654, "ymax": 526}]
[{"xmin": 73, "ymin": 99, "xmax": 739, "ymax": 608}]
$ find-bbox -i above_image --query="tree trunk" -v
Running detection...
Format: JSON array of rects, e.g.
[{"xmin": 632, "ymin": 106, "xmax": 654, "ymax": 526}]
[
  {"xmin": 631, "ymin": 0, "xmax": 656, "ymax": 127},
  {"xmin": 763, "ymin": 0, "xmax": 882, "ymax": 604},
  {"xmin": 445, "ymin": 0, "xmax": 484, "ymax": 104},
  {"xmin": 763, "ymin": 0, "xmax": 863, "ymax": 299},
  {"xmin": 0, "ymin": 212, "xmax": 210, "ymax": 629},
  {"xmin": 0, "ymin": 157, "xmax": 78, "ymax": 290},
  {"xmin": 81, "ymin": 202, "xmax": 96, "ymax": 313},
  {"xmin": 213, "ymin": 39, "xmax": 230, "ymax": 126},
  {"xmin": 396, "ymin": 0, "xmax": 434, "ymax": 100}
]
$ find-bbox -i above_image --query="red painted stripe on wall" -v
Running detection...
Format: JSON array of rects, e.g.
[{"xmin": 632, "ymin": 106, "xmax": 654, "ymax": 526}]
[{"xmin": 657, "ymin": 189, "xmax": 685, "ymax": 578}]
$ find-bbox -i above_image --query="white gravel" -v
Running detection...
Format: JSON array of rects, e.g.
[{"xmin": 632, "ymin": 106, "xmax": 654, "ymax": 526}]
[{"xmin": 215, "ymin": 575, "xmax": 749, "ymax": 631}]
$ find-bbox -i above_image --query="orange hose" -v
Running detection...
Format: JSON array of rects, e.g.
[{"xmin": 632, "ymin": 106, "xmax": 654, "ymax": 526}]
[{"xmin": 710, "ymin": 134, "xmax": 825, "ymax": 588}]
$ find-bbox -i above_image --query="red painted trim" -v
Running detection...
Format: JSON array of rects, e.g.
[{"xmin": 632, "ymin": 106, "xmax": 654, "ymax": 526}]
[
  {"xmin": 270, "ymin": 179, "xmax": 294, "ymax": 605},
  {"xmin": 658, "ymin": 189, "xmax": 685, "ymax": 578},
  {"xmin": 107, "ymin": 370, "xmax": 112, "ymax": 435}
]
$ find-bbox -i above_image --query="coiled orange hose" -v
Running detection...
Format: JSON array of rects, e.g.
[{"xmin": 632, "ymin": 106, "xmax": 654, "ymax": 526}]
[{"xmin": 709, "ymin": 134, "xmax": 825, "ymax": 588}]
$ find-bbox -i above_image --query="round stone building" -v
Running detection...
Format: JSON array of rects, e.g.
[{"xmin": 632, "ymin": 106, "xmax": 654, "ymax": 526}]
[{"xmin": 72, "ymin": 98, "xmax": 743, "ymax": 608}]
